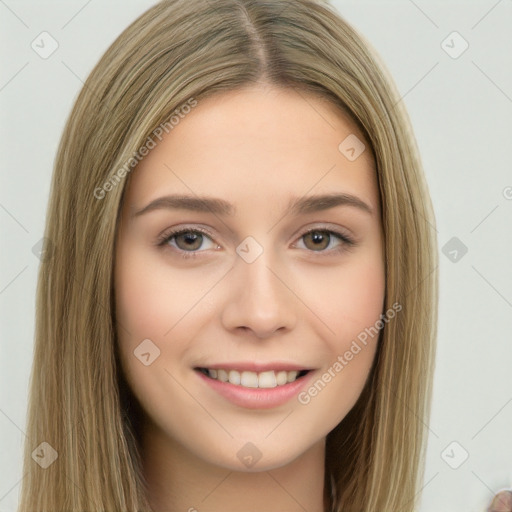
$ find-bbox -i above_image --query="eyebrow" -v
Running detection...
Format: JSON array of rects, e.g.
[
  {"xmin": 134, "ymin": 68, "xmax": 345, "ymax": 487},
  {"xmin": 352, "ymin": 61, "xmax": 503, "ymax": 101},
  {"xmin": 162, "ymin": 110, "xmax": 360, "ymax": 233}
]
[{"xmin": 132, "ymin": 192, "xmax": 373, "ymax": 218}]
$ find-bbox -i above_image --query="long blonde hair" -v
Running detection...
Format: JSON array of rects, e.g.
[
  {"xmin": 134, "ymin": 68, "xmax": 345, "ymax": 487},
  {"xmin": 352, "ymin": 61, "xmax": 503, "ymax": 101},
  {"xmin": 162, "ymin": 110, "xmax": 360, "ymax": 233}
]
[{"xmin": 19, "ymin": 1, "xmax": 438, "ymax": 510}]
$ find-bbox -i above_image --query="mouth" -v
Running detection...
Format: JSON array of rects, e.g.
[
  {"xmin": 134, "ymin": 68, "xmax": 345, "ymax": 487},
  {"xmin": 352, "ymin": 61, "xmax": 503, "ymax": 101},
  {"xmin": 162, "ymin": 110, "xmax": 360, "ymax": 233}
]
[{"xmin": 194, "ymin": 367, "xmax": 311, "ymax": 389}]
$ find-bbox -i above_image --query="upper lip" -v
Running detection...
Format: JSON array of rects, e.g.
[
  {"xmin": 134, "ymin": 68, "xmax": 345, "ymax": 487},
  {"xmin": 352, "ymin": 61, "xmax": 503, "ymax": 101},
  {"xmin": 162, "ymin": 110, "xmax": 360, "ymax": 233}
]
[{"xmin": 195, "ymin": 362, "xmax": 313, "ymax": 372}]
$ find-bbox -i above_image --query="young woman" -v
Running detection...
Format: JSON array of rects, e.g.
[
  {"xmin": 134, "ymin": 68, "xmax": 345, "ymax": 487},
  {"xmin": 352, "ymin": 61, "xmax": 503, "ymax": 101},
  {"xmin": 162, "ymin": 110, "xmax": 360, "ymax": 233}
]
[{"xmin": 19, "ymin": 0, "xmax": 446, "ymax": 510}]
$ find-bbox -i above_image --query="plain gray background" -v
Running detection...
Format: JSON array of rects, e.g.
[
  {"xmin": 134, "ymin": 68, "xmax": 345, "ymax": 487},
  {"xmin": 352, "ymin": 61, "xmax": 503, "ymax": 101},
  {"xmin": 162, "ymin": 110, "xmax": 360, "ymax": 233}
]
[{"xmin": 1, "ymin": 1, "xmax": 511, "ymax": 511}]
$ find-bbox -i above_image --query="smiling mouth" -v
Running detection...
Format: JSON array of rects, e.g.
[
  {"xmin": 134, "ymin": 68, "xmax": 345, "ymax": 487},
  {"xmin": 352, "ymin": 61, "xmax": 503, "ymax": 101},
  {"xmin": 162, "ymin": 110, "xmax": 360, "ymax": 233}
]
[{"xmin": 195, "ymin": 368, "xmax": 310, "ymax": 389}]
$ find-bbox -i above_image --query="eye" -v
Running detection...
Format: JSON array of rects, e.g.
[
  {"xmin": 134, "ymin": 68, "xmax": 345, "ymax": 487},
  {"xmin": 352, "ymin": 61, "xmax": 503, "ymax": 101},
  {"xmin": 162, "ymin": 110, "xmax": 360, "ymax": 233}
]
[
  {"xmin": 294, "ymin": 228, "xmax": 355, "ymax": 255},
  {"xmin": 157, "ymin": 227, "xmax": 219, "ymax": 259},
  {"xmin": 156, "ymin": 226, "xmax": 356, "ymax": 260}
]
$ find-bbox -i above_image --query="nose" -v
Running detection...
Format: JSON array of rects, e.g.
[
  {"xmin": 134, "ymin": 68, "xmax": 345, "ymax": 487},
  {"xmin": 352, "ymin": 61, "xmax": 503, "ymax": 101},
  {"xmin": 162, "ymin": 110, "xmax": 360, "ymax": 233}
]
[{"xmin": 220, "ymin": 248, "xmax": 297, "ymax": 339}]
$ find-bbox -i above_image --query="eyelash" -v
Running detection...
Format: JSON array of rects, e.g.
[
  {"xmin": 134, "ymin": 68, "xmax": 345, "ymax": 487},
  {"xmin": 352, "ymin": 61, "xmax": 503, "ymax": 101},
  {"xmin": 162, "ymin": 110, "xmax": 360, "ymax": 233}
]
[{"xmin": 156, "ymin": 226, "xmax": 356, "ymax": 260}]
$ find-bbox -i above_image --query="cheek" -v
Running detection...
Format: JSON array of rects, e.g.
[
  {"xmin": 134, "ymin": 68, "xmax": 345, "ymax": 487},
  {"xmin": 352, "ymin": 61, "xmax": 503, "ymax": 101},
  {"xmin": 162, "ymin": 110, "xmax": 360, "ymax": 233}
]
[
  {"xmin": 291, "ymin": 251, "xmax": 385, "ymax": 421},
  {"xmin": 114, "ymin": 247, "xmax": 194, "ymax": 432},
  {"xmin": 114, "ymin": 245, "xmax": 179, "ymax": 385},
  {"xmin": 114, "ymin": 244, "xmax": 218, "ymax": 341},
  {"xmin": 114, "ymin": 243, "xmax": 220, "ymax": 398},
  {"xmin": 335, "ymin": 260, "xmax": 385, "ymax": 341},
  {"xmin": 297, "ymin": 249, "xmax": 386, "ymax": 348}
]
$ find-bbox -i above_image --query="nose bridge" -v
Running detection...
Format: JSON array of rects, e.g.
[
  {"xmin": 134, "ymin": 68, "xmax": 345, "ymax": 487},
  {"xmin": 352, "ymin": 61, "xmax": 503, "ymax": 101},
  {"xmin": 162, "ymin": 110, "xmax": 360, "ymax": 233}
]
[
  {"xmin": 221, "ymin": 235, "xmax": 296, "ymax": 337},
  {"xmin": 239, "ymin": 243, "xmax": 280, "ymax": 298}
]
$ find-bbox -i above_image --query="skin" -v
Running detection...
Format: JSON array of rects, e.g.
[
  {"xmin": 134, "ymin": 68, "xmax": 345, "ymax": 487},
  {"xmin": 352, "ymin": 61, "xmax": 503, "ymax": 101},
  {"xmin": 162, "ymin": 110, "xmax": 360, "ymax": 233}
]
[
  {"xmin": 114, "ymin": 84, "xmax": 386, "ymax": 512},
  {"xmin": 489, "ymin": 491, "xmax": 512, "ymax": 512}
]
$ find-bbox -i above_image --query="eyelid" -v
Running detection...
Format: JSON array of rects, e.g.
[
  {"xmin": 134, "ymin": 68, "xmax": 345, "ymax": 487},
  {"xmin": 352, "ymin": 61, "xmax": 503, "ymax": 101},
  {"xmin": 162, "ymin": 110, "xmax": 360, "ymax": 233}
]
[
  {"xmin": 156, "ymin": 225, "xmax": 219, "ymax": 251},
  {"xmin": 293, "ymin": 226, "xmax": 354, "ymax": 249}
]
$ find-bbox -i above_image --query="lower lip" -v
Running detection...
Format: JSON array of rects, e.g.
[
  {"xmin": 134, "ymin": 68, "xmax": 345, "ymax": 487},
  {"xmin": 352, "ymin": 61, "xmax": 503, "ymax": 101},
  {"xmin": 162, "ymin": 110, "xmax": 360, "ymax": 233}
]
[{"xmin": 195, "ymin": 370, "xmax": 315, "ymax": 409}]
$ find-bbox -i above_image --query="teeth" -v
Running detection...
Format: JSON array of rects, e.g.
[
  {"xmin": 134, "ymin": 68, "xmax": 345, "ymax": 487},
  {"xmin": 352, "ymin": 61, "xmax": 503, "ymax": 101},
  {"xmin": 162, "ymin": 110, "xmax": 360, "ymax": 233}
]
[
  {"xmin": 204, "ymin": 368, "xmax": 304, "ymax": 388},
  {"xmin": 287, "ymin": 370, "xmax": 298, "ymax": 383},
  {"xmin": 276, "ymin": 371, "xmax": 288, "ymax": 386},
  {"xmin": 217, "ymin": 369, "xmax": 228, "ymax": 382},
  {"xmin": 258, "ymin": 370, "xmax": 277, "ymax": 388},
  {"xmin": 241, "ymin": 371, "xmax": 259, "ymax": 388},
  {"xmin": 228, "ymin": 370, "xmax": 241, "ymax": 385}
]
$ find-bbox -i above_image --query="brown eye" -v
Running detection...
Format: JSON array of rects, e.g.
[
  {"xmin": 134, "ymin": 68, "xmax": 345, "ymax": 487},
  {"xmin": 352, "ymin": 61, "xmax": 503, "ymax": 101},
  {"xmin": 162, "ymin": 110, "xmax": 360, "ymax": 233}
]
[
  {"xmin": 158, "ymin": 228, "xmax": 218, "ymax": 256},
  {"xmin": 174, "ymin": 231, "xmax": 204, "ymax": 251},
  {"xmin": 302, "ymin": 230, "xmax": 333, "ymax": 251},
  {"xmin": 296, "ymin": 228, "xmax": 355, "ymax": 255}
]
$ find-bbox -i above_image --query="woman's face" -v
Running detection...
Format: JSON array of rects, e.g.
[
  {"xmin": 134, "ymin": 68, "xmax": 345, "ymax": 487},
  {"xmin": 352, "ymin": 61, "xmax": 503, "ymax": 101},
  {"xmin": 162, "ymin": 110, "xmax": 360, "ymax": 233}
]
[{"xmin": 114, "ymin": 85, "xmax": 385, "ymax": 471}]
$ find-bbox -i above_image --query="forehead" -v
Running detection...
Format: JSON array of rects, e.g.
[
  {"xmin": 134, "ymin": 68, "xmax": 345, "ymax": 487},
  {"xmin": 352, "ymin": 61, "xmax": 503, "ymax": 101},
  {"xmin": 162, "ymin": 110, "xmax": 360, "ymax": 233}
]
[{"xmin": 122, "ymin": 85, "xmax": 379, "ymax": 216}]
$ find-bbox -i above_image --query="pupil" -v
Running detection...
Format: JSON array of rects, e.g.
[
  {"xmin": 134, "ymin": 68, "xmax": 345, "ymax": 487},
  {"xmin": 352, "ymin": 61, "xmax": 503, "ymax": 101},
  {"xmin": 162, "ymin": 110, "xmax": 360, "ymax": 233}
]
[
  {"xmin": 180, "ymin": 233, "xmax": 201, "ymax": 249},
  {"xmin": 309, "ymin": 231, "xmax": 328, "ymax": 250}
]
